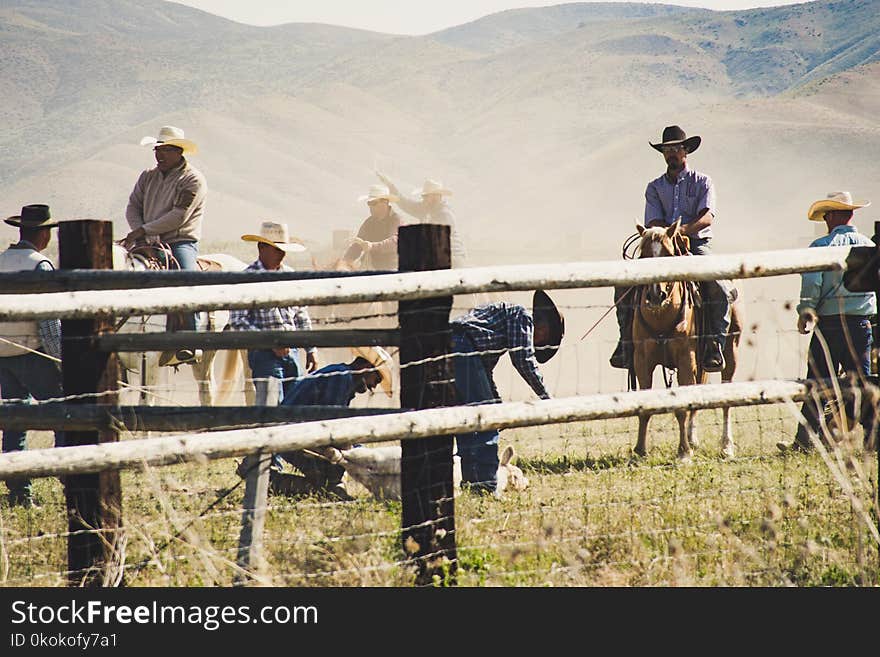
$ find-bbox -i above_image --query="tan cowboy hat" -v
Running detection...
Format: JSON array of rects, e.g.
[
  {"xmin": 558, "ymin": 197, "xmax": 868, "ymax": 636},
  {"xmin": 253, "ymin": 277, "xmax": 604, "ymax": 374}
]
[
  {"xmin": 358, "ymin": 184, "xmax": 398, "ymax": 204},
  {"xmin": 807, "ymin": 191, "xmax": 871, "ymax": 221},
  {"xmin": 532, "ymin": 290, "xmax": 565, "ymax": 364},
  {"xmin": 413, "ymin": 179, "xmax": 453, "ymax": 197},
  {"xmin": 650, "ymin": 125, "xmax": 701, "ymax": 154},
  {"xmin": 4, "ymin": 204, "xmax": 58, "ymax": 229},
  {"xmin": 350, "ymin": 346, "xmax": 393, "ymax": 398},
  {"xmin": 140, "ymin": 125, "xmax": 198, "ymax": 155},
  {"xmin": 241, "ymin": 221, "xmax": 307, "ymax": 253}
]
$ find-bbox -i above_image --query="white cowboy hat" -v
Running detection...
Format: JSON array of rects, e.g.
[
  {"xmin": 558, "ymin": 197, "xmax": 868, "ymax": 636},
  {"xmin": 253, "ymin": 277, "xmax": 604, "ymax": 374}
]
[
  {"xmin": 807, "ymin": 191, "xmax": 871, "ymax": 221},
  {"xmin": 241, "ymin": 221, "xmax": 307, "ymax": 253},
  {"xmin": 412, "ymin": 179, "xmax": 452, "ymax": 197},
  {"xmin": 358, "ymin": 184, "xmax": 398, "ymax": 204},
  {"xmin": 139, "ymin": 126, "xmax": 198, "ymax": 155},
  {"xmin": 350, "ymin": 346, "xmax": 393, "ymax": 398}
]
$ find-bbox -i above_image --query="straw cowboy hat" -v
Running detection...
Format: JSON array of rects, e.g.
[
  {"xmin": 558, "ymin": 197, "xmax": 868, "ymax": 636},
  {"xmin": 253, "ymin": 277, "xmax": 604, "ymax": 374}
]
[
  {"xmin": 807, "ymin": 191, "xmax": 871, "ymax": 222},
  {"xmin": 532, "ymin": 290, "xmax": 565, "ymax": 364},
  {"xmin": 4, "ymin": 204, "xmax": 58, "ymax": 229},
  {"xmin": 413, "ymin": 179, "xmax": 453, "ymax": 197},
  {"xmin": 358, "ymin": 184, "xmax": 398, "ymax": 204},
  {"xmin": 139, "ymin": 125, "xmax": 198, "ymax": 155},
  {"xmin": 650, "ymin": 125, "xmax": 701, "ymax": 154},
  {"xmin": 350, "ymin": 346, "xmax": 394, "ymax": 398},
  {"xmin": 241, "ymin": 221, "xmax": 307, "ymax": 253}
]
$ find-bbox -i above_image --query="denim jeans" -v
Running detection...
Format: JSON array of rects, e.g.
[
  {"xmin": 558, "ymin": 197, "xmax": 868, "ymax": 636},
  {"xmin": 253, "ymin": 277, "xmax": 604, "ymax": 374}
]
[
  {"xmin": 277, "ymin": 450, "xmax": 345, "ymax": 488},
  {"xmin": 689, "ymin": 239, "xmax": 731, "ymax": 346},
  {"xmin": 248, "ymin": 349, "xmax": 302, "ymax": 407},
  {"xmin": 795, "ymin": 315, "xmax": 875, "ymax": 447},
  {"xmin": 170, "ymin": 241, "xmax": 199, "ymax": 332},
  {"xmin": 0, "ymin": 353, "xmax": 66, "ymax": 497},
  {"xmin": 452, "ymin": 332, "xmax": 500, "ymax": 491}
]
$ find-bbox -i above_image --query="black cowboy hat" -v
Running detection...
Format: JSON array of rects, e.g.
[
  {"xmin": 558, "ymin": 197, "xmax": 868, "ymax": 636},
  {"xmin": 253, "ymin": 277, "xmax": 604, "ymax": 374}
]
[
  {"xmin": 4, "ymin": 204, "xmax": 58, "ymax": 229},
  {"xmin": 533, "ymin": 289, "xmax": 565, "ymax": 364},
  {"xmin": 650, "ymin": 125, "xmax": 701, "ymax": 154}
]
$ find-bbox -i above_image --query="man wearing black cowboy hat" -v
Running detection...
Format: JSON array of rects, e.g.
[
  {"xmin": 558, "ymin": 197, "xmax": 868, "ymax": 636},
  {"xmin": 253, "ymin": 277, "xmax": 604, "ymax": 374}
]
[
  {"xmin": 0, "ymin": 205, "xmax": 66, "ymax": 507},
  {"xmin": 450, "ymin": 290, "xmax": 564, "ymax": 493},
  {"xmin": 610, "ymin": 125, "xmax": 732, "ymax": 373}
]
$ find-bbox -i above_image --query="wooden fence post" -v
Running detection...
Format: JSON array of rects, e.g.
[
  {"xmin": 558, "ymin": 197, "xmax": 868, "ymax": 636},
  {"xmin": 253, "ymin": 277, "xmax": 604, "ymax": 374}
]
[
  {"xmin": 398, "ymin": 224, "xmax": 457, "ymax": 585},
  {"xmin": 234, "ymin": 380, "xmax": 277, "ymax": 585},
  {"xmin": 874, "ymin": 220, "xmax": 879, "ymax": 562},
  {"xmin": 59, "ymin": 220, "xmax": 123, "ymax": 587}
]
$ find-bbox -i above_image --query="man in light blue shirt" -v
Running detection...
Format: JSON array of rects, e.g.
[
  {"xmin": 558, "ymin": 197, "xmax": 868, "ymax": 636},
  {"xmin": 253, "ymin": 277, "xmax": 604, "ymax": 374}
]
[
  {"xmin": 778, "ymin": 191, "xmax": 877, "ymax": 454},
  {"xmin": 610, "ymin": 125, "xmax": 731, "ymax": 373}
]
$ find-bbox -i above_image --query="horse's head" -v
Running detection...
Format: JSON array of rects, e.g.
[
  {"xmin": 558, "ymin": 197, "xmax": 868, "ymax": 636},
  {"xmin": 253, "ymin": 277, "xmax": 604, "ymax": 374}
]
[{"xmin": 636, "ymin": 219, "xmax": 680, "ymax": 306}]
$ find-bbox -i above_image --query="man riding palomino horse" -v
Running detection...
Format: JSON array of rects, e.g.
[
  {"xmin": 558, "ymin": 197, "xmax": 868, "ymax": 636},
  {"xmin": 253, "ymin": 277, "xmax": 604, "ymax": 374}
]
[
  {"xmin": 611, "ymin": 125, "xmax": 733, "ymax": 374},
  {"xmin": 123, "ymin": 125, "xmax": 207, "ymax": 367}
]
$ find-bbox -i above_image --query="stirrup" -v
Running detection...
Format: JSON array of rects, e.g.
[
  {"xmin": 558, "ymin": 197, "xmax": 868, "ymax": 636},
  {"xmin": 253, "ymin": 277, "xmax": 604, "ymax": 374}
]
[{"xmin": 159, "ymin": 348, "xmax": 203, "ymax": 367}]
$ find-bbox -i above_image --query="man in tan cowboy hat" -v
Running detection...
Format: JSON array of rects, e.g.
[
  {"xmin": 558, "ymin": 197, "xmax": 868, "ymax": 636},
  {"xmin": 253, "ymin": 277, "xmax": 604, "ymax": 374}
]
[
  {"xmin": 255, "ymin": 346, "xmax": 393, "ymax": 500},
  {"xmin": 375, "ymin": 172, "xmax": 467, "ymax": 267},
  {"xmin": 778, "ymin": 191, "xmax": 877, "ymax": 454},
  {"xmin": 0, "ymin": 205, "xmax": 66, "ymax": 507},
  {"xmin": 342, "ymin": 184, "xmax": 404, "ymax": 270},
  {"xmin": 124, "ymin": 125, "xmax": 206, "ymax": 364},
  {"xmin": 229, "ymin": 222, "xmax": 318, "ymax": 407},
  {"xmin": 610, "ymin": 124, "xmax": 731, "ymax": 373},
  {"xmin": 450, "ymin": 290, "xmax": 563, "ymax": 493}
]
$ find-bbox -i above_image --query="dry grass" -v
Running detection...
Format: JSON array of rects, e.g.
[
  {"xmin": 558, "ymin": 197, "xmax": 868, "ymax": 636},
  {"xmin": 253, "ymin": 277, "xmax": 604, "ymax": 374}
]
[{"xmin": 1, "ymin": 405, "xmax": 876, "ymax": 587}]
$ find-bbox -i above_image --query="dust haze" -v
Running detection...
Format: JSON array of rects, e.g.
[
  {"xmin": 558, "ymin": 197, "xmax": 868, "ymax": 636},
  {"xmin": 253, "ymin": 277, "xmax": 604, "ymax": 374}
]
[{"xmin": 2, "ymin": 0, "xmax": 878, "ymax": 402}]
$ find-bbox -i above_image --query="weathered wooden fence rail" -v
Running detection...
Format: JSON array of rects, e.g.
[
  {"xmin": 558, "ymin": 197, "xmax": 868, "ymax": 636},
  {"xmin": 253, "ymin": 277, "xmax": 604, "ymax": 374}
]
[
  {"xmin": 0, "ymin": 245, "xmax": 854, "ymax": 320},
  {"xmin": 0, "ymin": 380, "xmax": 812, "ymax": 480},
  {"xmin": 0, "ymin": 404, "xmax": 402, "ymax": 432},
  {"xmin": 92, "ymin": 328, "xmax": 400, "ymax": 352},
  {"xmin": 0, "ymin": 268, "xmax": 396, "ymax": 293}
]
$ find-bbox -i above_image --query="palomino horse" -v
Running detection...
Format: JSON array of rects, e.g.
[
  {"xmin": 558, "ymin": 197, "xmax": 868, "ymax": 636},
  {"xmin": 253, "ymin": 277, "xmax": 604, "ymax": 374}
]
[
  {"xmin": 631, "ymin": 220, "xmax": 742, "ymax": 460},
  {"xmin": 112, "ymin": 244, "xmax": 248, "ymax": 406}
]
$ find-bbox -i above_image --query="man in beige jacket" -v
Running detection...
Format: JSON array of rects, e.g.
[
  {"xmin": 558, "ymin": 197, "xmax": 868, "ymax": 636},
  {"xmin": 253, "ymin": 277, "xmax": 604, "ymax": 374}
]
[{"xmin": 124, "ymin": 126, "xmax": 206, "ymax": 364}]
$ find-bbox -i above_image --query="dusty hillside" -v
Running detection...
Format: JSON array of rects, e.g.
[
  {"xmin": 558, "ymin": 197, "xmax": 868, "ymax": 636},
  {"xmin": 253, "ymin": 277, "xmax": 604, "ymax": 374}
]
[{"xmin": 1, "ymin": 0, "xmax": 877, "ymax": 260}]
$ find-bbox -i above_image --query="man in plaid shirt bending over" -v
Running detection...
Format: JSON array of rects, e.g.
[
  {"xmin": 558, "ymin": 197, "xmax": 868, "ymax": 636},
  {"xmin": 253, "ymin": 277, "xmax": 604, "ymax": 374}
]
[
  {"xmin": 230, "ymin": 222, "xmax": 318, "ymax": 406},
  {"xmin": 451, "ymin": 290, "xmax": 564, "ymax": 493}
]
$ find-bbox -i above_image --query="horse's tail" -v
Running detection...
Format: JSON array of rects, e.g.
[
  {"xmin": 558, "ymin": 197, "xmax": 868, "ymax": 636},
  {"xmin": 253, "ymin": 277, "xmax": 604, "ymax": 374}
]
[{"xmin": 215, "ymin": 349, "xmax": 244, "ymax": 405}]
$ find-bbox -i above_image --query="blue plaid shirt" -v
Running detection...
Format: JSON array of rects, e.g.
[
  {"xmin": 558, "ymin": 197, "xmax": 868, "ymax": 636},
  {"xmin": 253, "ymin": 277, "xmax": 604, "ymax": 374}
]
[
  {"xmin": 798, "ymin": 225, "xmax": 877, "ymax": 317},
  {"xmin": 281, "ymin": 363, "xmax": 356, "ymax": 407},
  {"xmin": 451, "ymin": 303, "xmax": 549, "ymax": 399},
  {"xmin": 229, "ymin": 260, "xmax": 316, "ymax": 354}
]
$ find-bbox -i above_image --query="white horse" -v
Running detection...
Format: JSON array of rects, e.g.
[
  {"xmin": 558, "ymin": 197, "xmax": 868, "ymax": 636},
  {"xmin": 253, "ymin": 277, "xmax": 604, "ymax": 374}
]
[{"xmin": 112, "ymin": 244, "xmax": 249, "ymax": 406}]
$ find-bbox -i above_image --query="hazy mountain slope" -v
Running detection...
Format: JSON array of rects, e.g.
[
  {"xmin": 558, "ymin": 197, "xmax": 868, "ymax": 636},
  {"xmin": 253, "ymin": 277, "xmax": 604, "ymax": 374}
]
[
  {"xmin": 1, "ymin": 0, "xmax": 878, "ymax": 264},
  {"xmin": 430, "ymin": 2, "xmax": 707, "ymax": 54}
]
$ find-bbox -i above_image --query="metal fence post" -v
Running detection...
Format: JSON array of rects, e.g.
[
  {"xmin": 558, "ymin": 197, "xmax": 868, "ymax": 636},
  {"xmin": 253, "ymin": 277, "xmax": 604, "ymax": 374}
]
[
  {"xmin": 59, "ymin": 220, "xmax": 123, "ymax": 587},
  {"xmin": 398, "ymin": 224, "xmax": 457, "ymax": 585}
]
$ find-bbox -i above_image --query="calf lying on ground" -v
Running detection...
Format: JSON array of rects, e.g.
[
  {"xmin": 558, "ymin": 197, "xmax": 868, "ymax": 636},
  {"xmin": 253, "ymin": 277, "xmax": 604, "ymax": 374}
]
[{"xmin": 319, "ymin": 444, "xmax": 529, "ymax": 500}]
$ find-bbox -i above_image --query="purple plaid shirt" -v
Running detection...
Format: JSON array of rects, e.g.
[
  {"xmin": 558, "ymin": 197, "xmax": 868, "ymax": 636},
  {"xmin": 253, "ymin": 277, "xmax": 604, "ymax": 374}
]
[
  {"xmin": 229, "ymin": 260, "xmax": 316, "ymax": 354},
  {"xmin": 645, "ymin": 165, "xmax": 716, "ymax": 239},
  {"xmin": 451, "ymin": 302, "xmax": 549, "ymax": 399}
]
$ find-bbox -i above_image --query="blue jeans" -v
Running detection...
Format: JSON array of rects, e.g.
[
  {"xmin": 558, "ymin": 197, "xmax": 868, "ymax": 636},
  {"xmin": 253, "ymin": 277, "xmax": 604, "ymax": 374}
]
[
  {"xmin": 0, "ymin": 353, "xmax": 66, "ymax": 497},
  {"xmin": 170, "ymin": 241, "xmax": 199, "ymax": 332},
  {"xmin": 795, "ymin": 315, "xmax": 875, "ymax": 446},
  {"xmin": 689, "ymin": 239, "xmax": 732, "ymax": 346},
  {"xmin": 452, "ymin": 332, "xmax": 500, "ymax": 491},
  {"xmin": 248, "ymin": 349, "xmax": 302, "ymax": 407}
]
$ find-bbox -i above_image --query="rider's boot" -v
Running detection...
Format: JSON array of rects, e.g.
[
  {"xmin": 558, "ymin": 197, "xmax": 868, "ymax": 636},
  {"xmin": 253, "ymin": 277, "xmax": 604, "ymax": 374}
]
[
  {"xmin": 609, "ymin": 340, "xmax": 632, "ymax": 370},
  {"xmin": 702, "ymin": 339, "xmax": 725, "ymax": 373}
]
